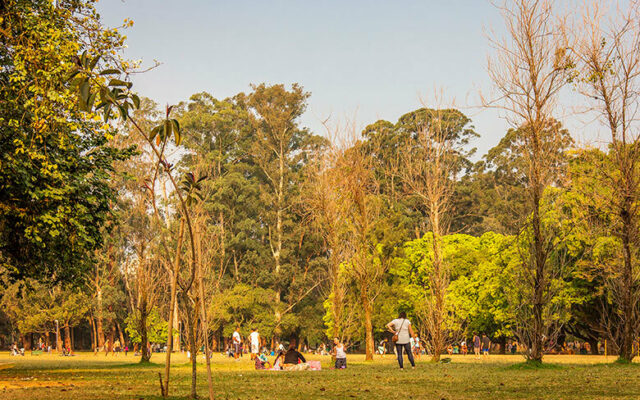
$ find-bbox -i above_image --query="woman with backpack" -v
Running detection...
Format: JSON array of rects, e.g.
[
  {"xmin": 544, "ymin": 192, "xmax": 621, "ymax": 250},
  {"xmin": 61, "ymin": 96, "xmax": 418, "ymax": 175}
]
[{"xmin": 386, "ymin": 312, "xmax": 416, "ymax": 370}]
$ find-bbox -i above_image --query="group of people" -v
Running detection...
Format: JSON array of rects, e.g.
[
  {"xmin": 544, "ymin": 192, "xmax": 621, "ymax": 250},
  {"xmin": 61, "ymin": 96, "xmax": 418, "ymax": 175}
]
[
  {"xmin": 98, "ymin": 339, "xmax": 129, "ymax": 356},
  {"xmin": 227, "ymin": 326, "xmax": 344, "ymax": 371},
  {"xmin": 226, "ymin": 312, "xmax": 492, "ymax": 372}
]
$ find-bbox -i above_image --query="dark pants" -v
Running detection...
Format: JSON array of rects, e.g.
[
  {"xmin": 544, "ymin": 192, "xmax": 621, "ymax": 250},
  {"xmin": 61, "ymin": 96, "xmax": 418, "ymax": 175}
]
[{"xmin": 395, "ymin": 343, "xmax": 415, "ymax": 368}]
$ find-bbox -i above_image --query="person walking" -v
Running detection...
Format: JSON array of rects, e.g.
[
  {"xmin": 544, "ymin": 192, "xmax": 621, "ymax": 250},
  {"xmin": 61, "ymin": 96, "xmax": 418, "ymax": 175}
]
[
  {"xmin": 249, "ymin": 328, "xmax": 260, "ymax": 360},
  {"xmin": 473, "ymin": 333, "xmax": 481, "ymax": 359},
  {"xmin": 232, "ymin": 326, "xmax": 242, "ymax": 360},
  {"xmin": 386, "ymin": 312, "xmax": 416, "ymax": 370}
]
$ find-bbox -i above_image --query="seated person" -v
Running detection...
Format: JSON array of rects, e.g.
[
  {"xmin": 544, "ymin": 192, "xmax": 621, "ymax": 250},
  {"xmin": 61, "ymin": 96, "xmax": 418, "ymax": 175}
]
[
  {"xmin": 255, "ymin": 353, "xmax": 272, "ymax": 370},
  {"xmin": 280, "ymin": 342, "xmax": 309, "ymax": 371}
]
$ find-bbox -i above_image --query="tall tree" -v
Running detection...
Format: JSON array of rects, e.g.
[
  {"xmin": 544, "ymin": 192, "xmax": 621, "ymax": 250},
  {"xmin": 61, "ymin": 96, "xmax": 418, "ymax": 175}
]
[
  {"xmin": 572, "ymin": 1, "xmax": 640, "ymax": 363},
  {"xmin": 0, "ymin": 0, "xmax": 131, "ymax": 282},
  {"xmin": 486, "ymin": 0, "xmax": 572, "ymax": 362},
  {"xmin": 395, "ymin": 106, "xmax": 477, "ymax": 361},
  {"xmin": 242, "ymin": 83, "xmax": 327, "ymax": 339}
]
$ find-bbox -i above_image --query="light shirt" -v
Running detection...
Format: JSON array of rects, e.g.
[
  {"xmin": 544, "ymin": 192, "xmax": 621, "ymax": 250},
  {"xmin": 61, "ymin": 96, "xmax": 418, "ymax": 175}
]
[
  {"xmin": 249, "ymin": 331, "xmax": 260, "ymax": 345},
  {"xmin": 335, "ymin": 344, "xmax": 346, "ymax": 359},
  {"xmin": 232, "ymin": 331, "xmax": 241, "ymax": 343},
  {"xmin": 390, "ymin": 318, "xmax": 411, "ymax": 344}
]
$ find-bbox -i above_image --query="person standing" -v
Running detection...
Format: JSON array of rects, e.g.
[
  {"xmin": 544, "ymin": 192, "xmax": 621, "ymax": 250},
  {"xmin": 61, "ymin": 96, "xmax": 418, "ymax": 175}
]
[
  {"xmin": 473, "ymin": 333, "xmax": 481, "ymax": 359},
  {"xmin": 386, "ymin": 312, "xmax": 416, "ymax": 370},
  {"xmin": 333, "ymin": 337, "xmax": 347, "ymax": 369},
  {"xmin": 249, "ymin": 328, "xmax": 260, "ymax": 360},
  {"xmin": 232, "ymin": 326, "xmax": 242, "ymax": 360},
  {"xmin": 481, "ymin": 334, "xmax": 491, "ymax": 358}
]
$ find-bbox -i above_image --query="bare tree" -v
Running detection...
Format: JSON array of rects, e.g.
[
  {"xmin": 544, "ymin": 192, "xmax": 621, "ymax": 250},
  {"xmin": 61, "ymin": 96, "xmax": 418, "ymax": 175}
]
[
  {"xmin": 396, "ymin": 103, "xmax": 470, "ymax": 362},
  {"xmin": 303, "ymin": 121, "xmax": 359, "ymax": 344},
  {"xmin": 572, "ymin": 0, "xmax": 640, "ymax": 362},
  {"xmin": 485, "ymin": 0, "xmax": 571, "ymax": 362}
]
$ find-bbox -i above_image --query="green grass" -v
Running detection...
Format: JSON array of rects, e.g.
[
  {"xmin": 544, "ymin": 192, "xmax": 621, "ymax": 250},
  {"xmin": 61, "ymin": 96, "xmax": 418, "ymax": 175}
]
[{"xmin": 0, "ymin": 352, "xmax": 639, "ymax": 399}]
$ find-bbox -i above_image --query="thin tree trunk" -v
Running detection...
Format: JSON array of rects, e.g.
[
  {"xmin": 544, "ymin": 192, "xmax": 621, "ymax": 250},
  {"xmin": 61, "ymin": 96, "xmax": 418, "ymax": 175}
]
[
  {"xmin": 362, "ymin": 293, "xmax": 374, "ymax": 361},
  {"xmin": 619, "ymin": 195, "xmax": 635, "ymax": 362},
  {"xmin": 140, "ymin": 301, "xmax": 150, "ymax": 362},
  {"xmin": 531, "ymin": 180, "xmax": 545, "ymax": 362},
  {"xmin": 90, "ymin": 317, "xmax": 96, "ymax": 351},
  {"xmin": 430, "ymin": 213, "xmax": 445, "ymax": 362},
  {"xmin": 116, "ymin": 321, "xmax": 125, "ymax": 350},
  {"xmin": 195, "ymin": 225, "xmax": 215, "ymax": 400},
  {"xmin": 162, "ymin": 218, "xmax": 185, "ymax": 397},
  {"xmin": 96, "ymin": 287, "xmax": 105, "ymax": 349}
]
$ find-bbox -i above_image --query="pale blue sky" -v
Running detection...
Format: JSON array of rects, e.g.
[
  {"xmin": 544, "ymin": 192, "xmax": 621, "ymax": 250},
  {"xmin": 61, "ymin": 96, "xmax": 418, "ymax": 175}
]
[{"xmin": 96, "ymin": 0, "xmax": 591, "ymax": 157}]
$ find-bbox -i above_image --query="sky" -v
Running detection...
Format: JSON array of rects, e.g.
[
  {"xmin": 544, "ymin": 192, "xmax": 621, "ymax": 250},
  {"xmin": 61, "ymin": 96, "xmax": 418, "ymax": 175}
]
[{"xmin": 95, "ymin": 0, "xmax": 600, "ymax": 158}]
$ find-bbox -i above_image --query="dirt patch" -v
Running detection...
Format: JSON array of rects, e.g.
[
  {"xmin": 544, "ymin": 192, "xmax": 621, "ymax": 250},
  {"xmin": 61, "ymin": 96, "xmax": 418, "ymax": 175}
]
[{"xmin": 0, "ymin": 378, "xmax": 80, "ymax": 390}]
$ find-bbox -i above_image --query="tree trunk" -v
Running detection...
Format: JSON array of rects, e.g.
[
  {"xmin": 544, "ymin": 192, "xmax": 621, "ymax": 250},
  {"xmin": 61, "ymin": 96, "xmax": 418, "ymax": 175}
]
[
  {"xmin": 55, "ymin": 323, "xmax": 62, "ymax": 353},
  {"xmin": 108, "ymin": 326, "xmax": 115, "ymax": 353},
  {"xmin": 531, "ymin": 182, "xmax": 545, "ymax": 363},
  {"xmin": 195, "ymin": 225, "xmax": 215, "ymax": 400},
  {"xmin": 90, "ymin": 317, "xmax": 96, "ymax": 351},
  {"xmin": 189, "ymin": 322, "xmax": 198, "ymax": 400},
  {"xmin": 173, "ymin": 305, "xmax": 180, "ymax": 351},
  {"xmin": 362, "ymin": 294, "xmax": 374, "ymax": 361},
  {"xmin": 430, "ymin": 226, "xmax": 445, "ymax": 362},
  {"xmin": 498, "ymin": 336, "xmax": 507, "ymax": 354},
  {"xmin": 618, "ymin": 196, "xmax": 635, "ymax": 362},
  {"xmin": 140, "ymin": 303, "xmax": 151, "ymax": 362},
  {"xmin": 116, "ymin": 320, "xmax": 125, "ymax": 349},
  {"xmin": 162, "ymin": 217, "xmax": 184, "ymax": 397},
  {"xmin": 21, "ymin": 334, "xmax": 29, "ymax": 351},
  {"xmin": 96, "ymin": 287, "xmax": 105, "ymax": 349},
  {"xmin": 589, "ymin": 338, "xmax": 599, "ymax": 355},
  {"xmin": 64, "ymin": 324, "xmax": 71, "ymax": 350},
  {"xmin": 183, "ymin": 295, "xmax": 198, "ymax": 400}
]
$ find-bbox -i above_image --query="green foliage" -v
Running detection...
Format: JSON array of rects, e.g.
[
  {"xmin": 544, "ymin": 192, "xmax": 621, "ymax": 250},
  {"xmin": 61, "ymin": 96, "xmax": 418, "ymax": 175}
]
[
  {"xmin": 125, "ymin": 307, "xmax": 168, "ymax": 345},
  {"xmin": 209, "ymin": 284, "xmax": 278, "ymax": 339},
  {"xmin": 395, "ymin": 232, "xmax": 519, "ymax": 339},
  {"xmin": 0, "ymin": 279, "xmax": 88, "ymax": 335},
  {"xmin": 0, "ymin": 0, "xmax": 133, "ymax": 283}
]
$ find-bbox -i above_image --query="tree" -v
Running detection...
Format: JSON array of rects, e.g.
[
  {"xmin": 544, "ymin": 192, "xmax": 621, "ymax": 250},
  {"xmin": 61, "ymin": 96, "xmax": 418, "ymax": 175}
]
[
  {"xmin": 241, "ymin": 83, "xmax": 327, "ymax": 341},
  {"xmin": 0, "ymin": 0, "xmax": 131, "ymax": 283},
  {"xmin": 572, "ymin": 1, "xmax": 640, "ymax": 363},
  {"xmin": 334, "ymin": 140, "xmax": 391, "ymax": 360},
  {"xmin": 486, "ymin": 0, "xmax": 572, "ymax": 363},
  {"xmin": 397, "ymin": 233, "xmax": 518, "ymax": 352},
  {"xmin": 394, "ymin": 106, "xmax": 477, "ymax": 361}
]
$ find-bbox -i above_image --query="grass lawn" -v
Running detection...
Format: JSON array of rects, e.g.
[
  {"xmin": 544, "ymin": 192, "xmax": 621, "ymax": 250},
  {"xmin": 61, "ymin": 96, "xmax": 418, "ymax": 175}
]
[{"xmin": 0, "ymin": 351, "xmax": 639, "ymax": 399}]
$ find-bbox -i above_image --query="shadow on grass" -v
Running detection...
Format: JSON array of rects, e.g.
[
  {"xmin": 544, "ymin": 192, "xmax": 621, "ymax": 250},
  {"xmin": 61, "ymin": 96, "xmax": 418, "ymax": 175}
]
[
  {"xmin": 105, "ymin": 360, "xmax": 163, "ymax": 369},
  {"xmin": 505, "ymin": 360, "xmax": 564, "ymax": 371}
]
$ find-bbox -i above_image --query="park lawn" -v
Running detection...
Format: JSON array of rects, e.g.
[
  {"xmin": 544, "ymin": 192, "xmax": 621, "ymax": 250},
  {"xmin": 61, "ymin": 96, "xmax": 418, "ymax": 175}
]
[{"xmin": 0, "ymin": 352, "xmax": 639, "ymax": 399}]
